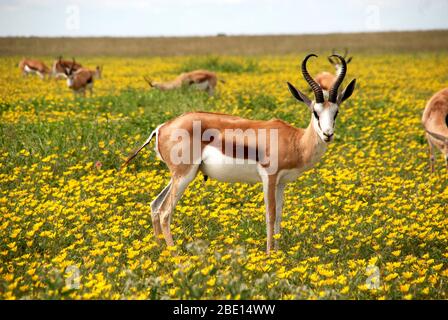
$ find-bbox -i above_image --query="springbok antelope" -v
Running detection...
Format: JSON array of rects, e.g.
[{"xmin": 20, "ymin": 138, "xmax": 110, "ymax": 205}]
[
  {"xmin": 122, "ymin": 54, "xmax": 356, "ymax": 254},
  {"xmin": 64, "ymin": 60, "xmax": 95, "ymax": 97},
  {"xmin": 77, "ymin": 66, "xmax": 103, "ymax": 80},
  {"xmin": 422, "ymin": 88, "xmax": 448, "ymax": 172},
  {"xmin": 52, "ymin": 56, "xmax": 82, "ymax": 79},
  {"xmin": 315, "ymin": 49, "xmax": 353, "ymax": 94},
  {"xmin": 92, "ymin": 65, "xmax": 103, "ymax": 79},
  {"xmin": 18, "ymin": 58, "xmax": 51, "ymax": 79},
  {"xmin": 144, "ymin": 70, "xmax": 221, "ymax": 96}
]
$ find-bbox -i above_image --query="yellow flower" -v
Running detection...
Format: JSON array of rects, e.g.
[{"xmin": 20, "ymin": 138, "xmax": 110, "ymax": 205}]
[
  {"xmin": 400, "ymin": 284, "xmax": 410, "ymax": 293},
  {"xmin": 392, "ymin": 250, "xmax": 401, "ymax": 257},
  {"xmin": 26, "ymin": 269, "xmax": 36, "ymax": 276},
  {"xmin": 341, "ymin": 286, "xmax": 349, "ymax": 294},
  {"xmin": 206, "ymin": 277, "xmax": 216, "ymax": 286}
]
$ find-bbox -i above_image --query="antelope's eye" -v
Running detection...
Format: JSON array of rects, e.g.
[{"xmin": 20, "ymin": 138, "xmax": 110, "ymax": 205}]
[
  {"xmin": 313, "ymin": 111, "xmax": 319, "ymax": 120},
  {"xmin": 334, "ymin": 110, "xmax": 339, "ymax": 120}
]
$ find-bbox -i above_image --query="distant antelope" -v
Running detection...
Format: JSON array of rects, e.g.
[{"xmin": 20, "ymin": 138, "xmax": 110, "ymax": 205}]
[
  {"xmin": 144, "ymin": 70, "xmax": 222, "ymax": 96},
  {"xmin": 315, "ymin": 49, "xmax": 353, "ymax": 94},
  {"xmin": 78, "ymin": 66, "xmax": 103, "ymax": 80},
  {"xmin": 122, "ymin": 54, "xmax": 356, "ymax": 254},
  {"xmin": 64, "ymin": 60, "xmax": 95, "ymax": 97},
  {"xmin": 52, "ymin": 56, "xmax": 82, "ymax": 79},
  {"xmin": 422, "ymin": 88, "xmax": 448, "ymax": 172},
  {"xmin": 18, "ymin": 58, "xmax": 51, "ymax": 79},
  {"xmin": 92, "ymin": 65, "xmax": 103, "ymax": 79}
]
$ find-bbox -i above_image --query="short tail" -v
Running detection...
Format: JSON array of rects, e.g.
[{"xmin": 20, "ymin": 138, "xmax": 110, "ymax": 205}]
[
  {"xmin": 120, "ymin": 127, "xmax": 159, "ymax": 170},
  {"xmin": 426, "ymin": 129, "xmax": 448, "ymax": 144}
]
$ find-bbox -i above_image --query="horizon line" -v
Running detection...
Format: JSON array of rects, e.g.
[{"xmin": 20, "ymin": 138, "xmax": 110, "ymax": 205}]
[{"xmin": 2, "ymin": 28, "xmax": 448, "ymax": 39}]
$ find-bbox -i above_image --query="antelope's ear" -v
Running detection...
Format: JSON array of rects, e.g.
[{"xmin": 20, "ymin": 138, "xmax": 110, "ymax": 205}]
[
  {"xmin": 337, "ymin": 79, "xmax": 356, "ymax": 104},
  {"xmin": 287, "ymin": 82, "xmax": 312, "ymax": 109},
  {"xmin": 346, "ymin": 57, "xmax": 353, "ymax": 64}
]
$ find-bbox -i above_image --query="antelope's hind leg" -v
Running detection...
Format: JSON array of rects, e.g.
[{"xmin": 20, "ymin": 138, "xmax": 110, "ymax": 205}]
[
  {"xmin": 274, "ymin": 183, "xmax": 285, "ymax": 250},
  {"xmin": 426, "ymin": 134, "xmax": 436, "ymax": 173},
  {"xmin": 207, "ymin": 85, "xmax": 215, "ymax": 96},
  {"xmin": 150, "ymin": 180, "xmax": 172, "ymax": 242},
  {"xmin": 261, "ymin": 174, "xmax": 278, "ymax": 254},
  {"xmin": 158, "ymin": 165, "xmax": 199, "ymax": 247}
]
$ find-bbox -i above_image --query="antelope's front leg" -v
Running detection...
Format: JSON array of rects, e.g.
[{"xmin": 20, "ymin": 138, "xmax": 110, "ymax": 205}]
[
  {"xmin": 274, "ymin": 183, "xmax": 286, "ymax": 250},
  {"xmin": 261, "ymin": 174, "xmax": 278, "ymax": 254},
  {"xmin": 445, "ymin": 154, "xmax": 448, "ymax": 172},
  {"xmin": 426, "ymin": 136, "xmax": 435, "ymax": 173}
]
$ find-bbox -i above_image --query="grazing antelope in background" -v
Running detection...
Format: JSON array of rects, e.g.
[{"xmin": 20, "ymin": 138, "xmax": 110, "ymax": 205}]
[
  {"xmin": 52, "ymin": 56, "xmax": 82, "ymax": 79},
  {"xmin": 316, "ymin": 49, "xmax": 353, "ymax": 94},
  {"xmin": 64, "ymin": 60, "xmax": 95, "ymax": 97},
  {"xmin": 422, "ymin": 88, "xmax": 448, "ymax": 172},
  {"xmin": 144, "ymin": 70, "xmax": 222, "ymax": 96},
  {"xmin": 78, "ymin": 65, "xmax": 103, "ymax": 80},
  {"xmin": 18, "ymin": 58, "xmax": 51, "ymax": 79},
  {"xmin": 92, "ymin": 65, "xmax": 103, "ymax": 79},
  {"xmin": 122, "ymin": 54, "xmax": 356, "ymax": 254}
]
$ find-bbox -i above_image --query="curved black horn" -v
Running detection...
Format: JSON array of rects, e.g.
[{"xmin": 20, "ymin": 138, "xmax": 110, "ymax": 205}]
[
  {"xmin": 302, "ymin": 54, "xmax": 324, "ymax": 103},
  {"xmin": 328, "ymin": 54, "xmax": 347, "ymax": 103}
]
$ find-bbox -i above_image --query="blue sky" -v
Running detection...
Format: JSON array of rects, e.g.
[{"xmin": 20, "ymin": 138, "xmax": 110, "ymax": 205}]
[{"xmin": 0, "ymin": 0, "xmax": 447, "ymax": 37}]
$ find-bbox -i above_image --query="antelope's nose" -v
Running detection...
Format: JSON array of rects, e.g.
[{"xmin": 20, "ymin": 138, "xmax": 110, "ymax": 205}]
[{"xmin": 323, "ymin": 132, "xmax": 334, "ymax": 142}]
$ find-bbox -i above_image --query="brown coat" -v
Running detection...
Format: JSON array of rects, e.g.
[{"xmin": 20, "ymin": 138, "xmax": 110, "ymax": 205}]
[
  {"xmin": 156, "ymin": 111, "xmax": 320, "ymax": 176},
  {"xmin": 19, "ymin": 59, "xmax": 50, "ymax": 77},
  {"xmin": 315, "ymin": 72, "xmax": 336, "ymax": 91},
  {"xmin": 149, "ymin": 70, "xmax": 219, "ymax": 95},
  {"xmin": 67, "ymin": 68, "xmax": 94, "ymax": 96},
  {"xmin": 52, "ymin": 58, "xmax": 82, "ymax": 78},
  {"xmin": 422, "ymin": 88, "xmax": 448, "ymax": 170}
]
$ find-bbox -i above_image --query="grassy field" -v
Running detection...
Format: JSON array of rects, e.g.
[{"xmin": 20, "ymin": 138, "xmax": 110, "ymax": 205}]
[
  {"xmin": 0, "ymin": 34, "xmax": 448, "ymax": 299},
  {"xmin": 2, "ymin": 30, "xmax": 448, "ymax": 56}
]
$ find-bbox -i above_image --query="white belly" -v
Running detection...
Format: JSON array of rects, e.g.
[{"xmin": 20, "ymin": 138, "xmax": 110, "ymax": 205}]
[
  {"xmin": 200, "ymin": 145, "xmax": 261, "ymax": 183},
  {"xmin": 55, "ymin": 72, "xmax": 67, "ymax": 79},
  {"xmin": 24, "ymin": 65, "xmax": 36, "ymax": 74},
  {"xmin": 193, "ymin": 81, "xmax": 209, "ymax": 91}
]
